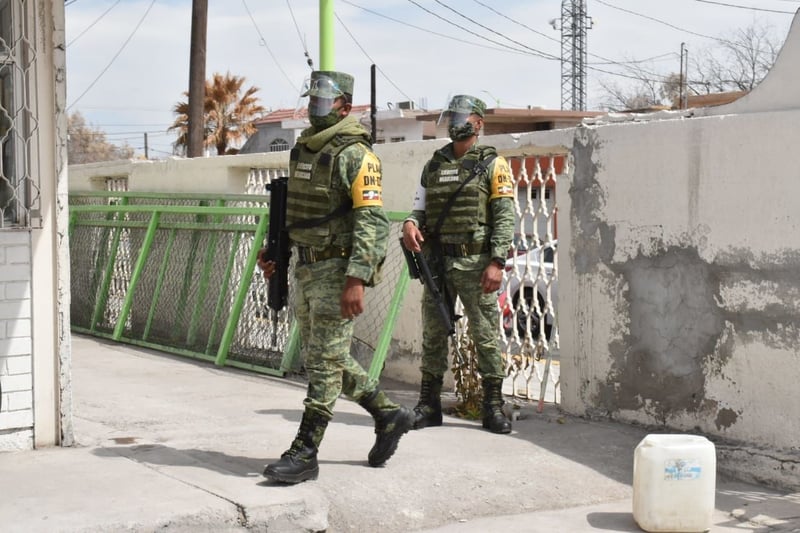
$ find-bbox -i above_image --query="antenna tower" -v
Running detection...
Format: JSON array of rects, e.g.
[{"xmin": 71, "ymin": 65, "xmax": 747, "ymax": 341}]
[{"xmin": 560, "ymin": 0, "xmax": 591, "ymax": 111}]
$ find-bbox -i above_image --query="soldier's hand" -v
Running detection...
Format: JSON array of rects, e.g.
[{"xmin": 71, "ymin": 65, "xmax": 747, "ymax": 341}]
[
  {"xmin": 256, "ymin": 247, "xmax": 276, "ymax": 280},
  {"xmin": 341, "ymin": 276, "xmax": 365, "ymax": 319},
  {"xmin": 481, "ymin": 263, "xmax": 504, "ymax": 294},
  {"xmin": 402, "ymin": 221, "xmax": 424, "ymax": 253}
]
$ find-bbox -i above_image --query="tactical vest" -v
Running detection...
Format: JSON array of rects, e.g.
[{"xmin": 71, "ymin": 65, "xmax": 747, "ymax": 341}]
[
  {"xmin": 286, "ymin": 135, "xmax": 368, "ymax": 247},
  {"xmin": 424, "ymin": 145, "xmax": 497, "ymax": 235}
]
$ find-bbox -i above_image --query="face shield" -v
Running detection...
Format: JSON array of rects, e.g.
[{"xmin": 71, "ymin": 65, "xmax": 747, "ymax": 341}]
[
  {"xmin": 302, "ymin": 75, "xmax": 345, "ymax": 117},
  {"xmin": 438, "ymin": 95, "xmax": 482, "ymax": 128},
  {"xmin": 439, "ymin": 95, "xmax": 483, "ymax": 141}
]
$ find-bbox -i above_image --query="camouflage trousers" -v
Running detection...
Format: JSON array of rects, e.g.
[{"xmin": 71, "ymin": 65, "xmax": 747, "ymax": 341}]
[
  {"xmin": 293, "ymin": 257, "xmax": 383, "ymax": 420},
  {"xmin": 421, "ymin": 266, "xmax": 505, "ymax": 381}
]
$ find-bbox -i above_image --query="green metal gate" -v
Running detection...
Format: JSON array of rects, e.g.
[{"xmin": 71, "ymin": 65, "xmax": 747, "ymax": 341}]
[{"xmin": 68, "ymin": 191, "xmax": 410, "ymax": 379}]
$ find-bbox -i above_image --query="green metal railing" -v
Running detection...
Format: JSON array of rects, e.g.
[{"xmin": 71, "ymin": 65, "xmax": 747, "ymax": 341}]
[{"xmin": 68, "ymin": 191, "xmax": 410, "ymax": 379}]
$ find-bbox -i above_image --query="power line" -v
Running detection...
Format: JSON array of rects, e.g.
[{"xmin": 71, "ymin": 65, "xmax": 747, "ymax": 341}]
[
  {"xmin": 694, "ymin": 0, "xmax": 796, "ymax": 14},
  {"xmin": 432, "ymin": 0, "xmax": 560, "ymax": 60},
  {"xmin": 348, "ymin": 0, "xmax": 680, "ymax": 88},
  {"xmin": 67, "ymin": 0, "xmax": 156, "ymax": 111},
  {"xmin": 340, "ymin": 0, "xmax": 555, "ymax": 58},
  {"xmin": 333, "ymin": 12, "xmax": 415, "ymax": 104},
  {"xmin": 593, "ymin": 0, "xmax": 736, "ymax": 46},
  {"xmin": 470, "ymin": 0, "xmax": 559, "ymax": 43},
  {"xmin": 285, "ymin": 0, "xmax": 314, "ymax": 70},
  {"xmin": 67, "ymin": 0, "xmax": 122, "ymax": 47},
  {"xmin": 241, "ymin": 0, "xmax": 301, "ymax": 94},
  {"xmin": 406, "ymin": 0, "xmax": 558, "ymax": 60}
]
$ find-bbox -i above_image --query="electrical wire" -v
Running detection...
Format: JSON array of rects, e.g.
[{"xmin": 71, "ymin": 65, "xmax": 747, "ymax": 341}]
[
  {"xmin": 470, "ymin": 0, "xmax": 559, "ymax": 43},
  {"xmin": 333, "ymin": 12, "xmax": 416, "ymax": 104},
  {"xmin": 469, "ymin": 0, "xmax": 677, "ymax": 69},
  {"xmin": 241, "ymin": 0, "xmax": 301, "ymax": 93},
  {"xmin": 345, "ymin": 0, "xmax": 680, "ymax": 87},
  {"xmin": 67, "ymin": 0, "xmax": 156, "ymax": 111},
  {"xmin": 432, "ymin": 0, "xmax": 560, "ymax": 60},
  {"xmin": 340, "ymin": 0, "xmax": 546, "ymax": 57},
  {"xmin": 406, "ymin": 0, "xmax": 559, "ymax": 60},
  {"xmin": 67, "ymin": 0, "xmax": 122, "ymax": 47},
  {"xmin": 694, "ymin": 0, "xmax": 795, "ymax": 14},
  {"xmin": 593, "ymin": 0, "xmax": 737, "ymax": 46},
  {"xmin": 286, "ymin": 0, "xmax": 314, "ymax": 70}
]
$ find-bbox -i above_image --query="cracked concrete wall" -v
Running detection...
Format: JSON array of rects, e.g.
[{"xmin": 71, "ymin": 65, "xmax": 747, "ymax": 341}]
[{"xmin": 558, "ymin": 110, "xmax": 800, "ymax": 463}]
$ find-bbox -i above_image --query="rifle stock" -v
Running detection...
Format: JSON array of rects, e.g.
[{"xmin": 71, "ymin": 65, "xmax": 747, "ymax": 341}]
[
  {"xmin": 400, "ymin": 239, "xmax": 455, "ymax": 335},
  {"xmin": 265, "ymin": 177, "xmax": 290, "ymax": 311}
]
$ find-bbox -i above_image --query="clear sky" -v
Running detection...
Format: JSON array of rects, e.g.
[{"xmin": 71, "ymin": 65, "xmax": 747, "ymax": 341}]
[{"xmin": 64, "ymin": 0, "xmax": 798, "ymax": 159}]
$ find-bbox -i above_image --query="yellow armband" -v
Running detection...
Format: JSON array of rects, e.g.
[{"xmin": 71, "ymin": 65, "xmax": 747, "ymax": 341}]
[
  {"xmin": 489, "ymin": 156, "xmax": 514, "ymax": 199},
  {"xmin": 352, "ymin": 151, "xmax": 383, "ymax": 208}
]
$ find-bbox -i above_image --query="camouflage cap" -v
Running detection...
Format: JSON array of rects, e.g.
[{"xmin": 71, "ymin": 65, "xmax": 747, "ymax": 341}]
[
  {"xmin": 302, "ymin": 71, "xmax": 354, "ymax": 98},
  {"xmin": 447, "ymin": 94, "xmax": 486, "ymax": 117}
]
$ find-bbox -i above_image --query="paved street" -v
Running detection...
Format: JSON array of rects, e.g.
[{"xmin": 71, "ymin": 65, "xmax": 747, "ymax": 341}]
[{"xmin": 0, "ymin": 334, "xmax": 798, "ymax": 532}]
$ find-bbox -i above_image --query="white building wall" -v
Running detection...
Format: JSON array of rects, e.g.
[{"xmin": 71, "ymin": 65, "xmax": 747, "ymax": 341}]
[
  {"xmin": 0, "ymin": 0, "xmax": 69, "ymax": 451},
  {"xmin": 0, "ymin": 231, "xmax": 33, "ymax": 450}
]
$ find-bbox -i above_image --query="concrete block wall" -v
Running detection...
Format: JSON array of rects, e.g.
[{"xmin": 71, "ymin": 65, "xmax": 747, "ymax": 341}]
[{"xmin": 0, "ymin": 230, "xmax": 33, "ymax": 450}]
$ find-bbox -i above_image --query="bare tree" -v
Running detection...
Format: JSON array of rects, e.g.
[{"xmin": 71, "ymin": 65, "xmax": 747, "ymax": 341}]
[
  {"xmin": 67, "ymin": 112, "xmax": 135, "ymax": 164},
  {"xmin": 596, "ymin": 60, "xmax": 672, "ymax": 112},
  {"xmin": 688, "ymin": 21, "xmax": 782, "ymax": 94},
  {"xmin": 594, "ymin": 20, "xmax": 784, "ymax": 112}
]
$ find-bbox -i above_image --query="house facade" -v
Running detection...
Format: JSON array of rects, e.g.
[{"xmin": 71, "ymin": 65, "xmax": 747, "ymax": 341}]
[{"xmin": 0, "ymin": 0, "xmax": 70, "ymax": 450}]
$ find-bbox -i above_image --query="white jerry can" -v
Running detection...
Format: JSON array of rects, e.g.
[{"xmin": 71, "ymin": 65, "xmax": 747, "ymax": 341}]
[{"xmin": 633, "ymin": 434, "xmax": 717, "ymax": 532}]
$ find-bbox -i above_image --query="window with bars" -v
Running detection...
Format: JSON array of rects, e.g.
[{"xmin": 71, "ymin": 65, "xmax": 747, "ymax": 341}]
[
  {"xmin": 269, "ymin": 138, "xmax": 289, "ymax": 152},
  {"xmin": 0, "ymin": 0, "xmax": 40, "ymax": 229}
]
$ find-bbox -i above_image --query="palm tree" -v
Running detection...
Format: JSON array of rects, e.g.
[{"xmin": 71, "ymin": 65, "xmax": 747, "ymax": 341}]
[{"xmin": 169, "ymin": 72, "xmax": 266, "ymax": 156}]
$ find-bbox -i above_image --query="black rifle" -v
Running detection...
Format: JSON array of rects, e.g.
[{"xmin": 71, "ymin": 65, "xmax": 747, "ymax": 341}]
[
  {"xmin": 264, "ymin": 177, "xmax": 290, "ymax": 311},
  {"xmin": 400, "ymin": 239, "xmax": 456, "ymax": 335}
]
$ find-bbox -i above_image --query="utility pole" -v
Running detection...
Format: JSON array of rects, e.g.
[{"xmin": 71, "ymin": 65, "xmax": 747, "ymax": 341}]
[
  {"xmin": 144, "ymin": 132, "xmax": 149, "ymax": 160},
  {"xmin": 319, "ymin": 0, "xmax": 334, "ymax": 70},
  {"xmin": 559, "ymin": 0, "xmax": 592, "ymax": 111},
  {"xmin": 679, "ymin": 43, "xmax": 689, "ymax": 110},
  {"xmin": 187, "ymin": 0, "xmax": 208, "ymax": 157}
]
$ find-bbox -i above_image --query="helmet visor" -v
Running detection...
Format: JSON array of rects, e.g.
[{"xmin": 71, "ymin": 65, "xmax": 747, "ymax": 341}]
[
  {"xmin": 302, "ymin": 75, "xmax": 344, "ymax": 99},
  {"xmin": 438, "ymin": 95, "xmax": 482, "ymax": 127},
  {"xmin": 438, "ymin": 110, "xmax": 472, "ymax": 128}
]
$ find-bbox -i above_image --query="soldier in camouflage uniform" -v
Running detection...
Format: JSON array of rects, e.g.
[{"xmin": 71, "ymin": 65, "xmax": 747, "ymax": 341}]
[
  {"xmin": 401, "ymin": 95, "xmax": 515, "ymax": 434},
  {"xmin": 258, "ymin": 71, "xmax": 414, "ymax": 484}
]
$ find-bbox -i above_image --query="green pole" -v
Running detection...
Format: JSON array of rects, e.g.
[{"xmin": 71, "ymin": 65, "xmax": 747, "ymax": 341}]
[
  {"xmin": 113, "ymin": 211, "xmax": 161, "ymax": 340},
  {"xmin": 187, "ymin": 199, "xmax": 224, "ymax": 347},
  {"xmin": 368, "ymin": 263, "xmax": 411, "ymax": 381},
  {"xmin": 215, "ymin": 214, "xmax": 269, "ymax": 366},
  {"xmin": 319, "ymin": 0, "xmax": 334, "ymax": 70},
  {"xmin": 143, "ymin": 228, "xmax": 177, "ymax": 342},
  {"xmin": 206, "ymin": 232, "xmax": 241, "ymax": 355},
  {"xmin": 89, "ymin": 198, "xmax": 128, "ymax": 332}
]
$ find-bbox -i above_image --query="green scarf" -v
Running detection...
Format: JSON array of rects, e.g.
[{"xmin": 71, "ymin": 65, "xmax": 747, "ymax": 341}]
[{"xmin": 297, "ymin": 115, "xmax": 371, "ymax": 152}]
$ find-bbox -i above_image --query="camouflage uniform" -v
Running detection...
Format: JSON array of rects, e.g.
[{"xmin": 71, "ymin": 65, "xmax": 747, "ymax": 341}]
[
  {"xmin": 404, "ymin": 94, "xmax": 515, "ymax": 434},
  {"xmin": 407, "ymin": 143, "xmax": 515, "ymax": 380},
  {"xmin": 263, "ymin": 71, "xmax": 413, "ymax": 484},
  {"xmin": 289, "ymin": 123, "xmax": 388, "ymax": 420}
]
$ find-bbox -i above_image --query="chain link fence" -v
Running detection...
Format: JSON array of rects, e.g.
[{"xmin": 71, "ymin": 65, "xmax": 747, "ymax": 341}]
[{"xmin": 69, "ymin": 170, "xmax": 412, "ymax": 378}]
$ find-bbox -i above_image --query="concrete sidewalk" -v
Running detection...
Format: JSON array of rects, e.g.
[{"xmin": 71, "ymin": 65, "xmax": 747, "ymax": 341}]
[{"xmin": 1, "ymin": 334, "xmax": 799, "ymax": 532}]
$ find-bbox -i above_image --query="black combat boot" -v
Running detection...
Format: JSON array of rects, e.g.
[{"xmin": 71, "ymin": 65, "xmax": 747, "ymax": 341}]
[
  {"xmin": 358, "ymin": 389, "xmax": 415, "ymax": 467},
  {"xmin": 412, "ymin": 374, "xmax": 443, "ymax": 429},
  {"xmin": 482, "ymin": 378, "xmax": 512, "ymax": 434},
  {"xmin": 263, "ymin": 409, "xmax": 328, "ymax": 484}
]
